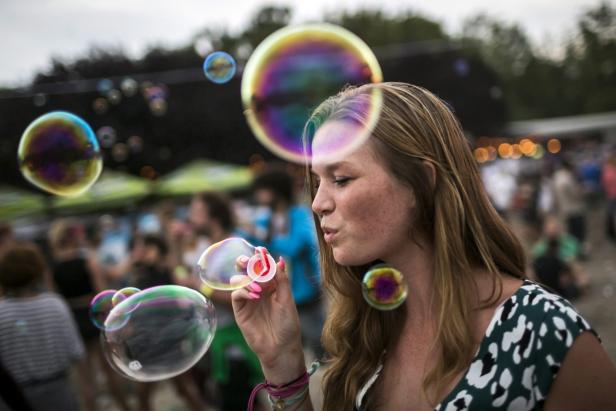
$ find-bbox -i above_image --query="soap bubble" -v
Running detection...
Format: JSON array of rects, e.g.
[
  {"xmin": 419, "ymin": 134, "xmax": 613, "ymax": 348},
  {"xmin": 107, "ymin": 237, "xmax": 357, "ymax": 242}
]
[
  {"xmin": 111, "ymin": 287, "xmax": 141, "ymax": 308},
  {"xmin": 97, "ymin": 79, "xmax": 114, "ymax": 95},
  {"xmin": 242, "ymin": 23, "xmax": 382, "ymax": 164},
  {"xmin": 361, "ymin": 265, "xmax": 407, "ymax": 310},
  {"xmin": 197, "ymin": 237, "xmax": 276, "ymax": 291},
  {"xmin": 90, "ymin": 289, "xmax": 118, "ymax": 330},
  {"xmin": 96, "ymin": 126, "xmax": 117, "ymax": 148},
  {"xmin": 92, "ymin": 97, "xmax": 109, "ymax": 115},
  {"xmin": 18, "ymin": 111, "xmax": 102, "ymax": 197},
  {"xmin": 106, "ymin": 89, "xmax": 122, "ymax": 105},
  {"xmin": 120, "ymin": 78, "xmax": 138, "ymax": 97},
  {"xmin": 101, "ymin": 285, "xmax": 217, "ymax": 381},
  {"xmin": 33, "ymin": 93, "xmax": 47, "ymax": 107},
  {"xmin": 203, "ymin": 51, "xmax": 237, "ymax": 84}
]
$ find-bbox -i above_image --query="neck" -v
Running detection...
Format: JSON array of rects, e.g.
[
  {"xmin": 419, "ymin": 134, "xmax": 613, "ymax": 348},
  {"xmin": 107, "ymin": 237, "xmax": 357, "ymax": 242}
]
[{"xmin": 384, "ymin": 239, "xmax": 436, "ymax": 328}]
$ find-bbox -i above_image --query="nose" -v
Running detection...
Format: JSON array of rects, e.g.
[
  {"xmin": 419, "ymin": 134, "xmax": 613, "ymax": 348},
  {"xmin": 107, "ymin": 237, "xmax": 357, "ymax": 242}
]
[{"xmin": 312, "ymin": 184, "xmax": 334, "ymax": 218}]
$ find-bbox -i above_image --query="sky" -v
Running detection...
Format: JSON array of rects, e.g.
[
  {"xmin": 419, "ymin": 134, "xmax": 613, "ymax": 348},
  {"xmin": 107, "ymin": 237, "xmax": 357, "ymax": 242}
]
[{"xmin": 0, "ymin": 0, "xmax": 608, "ymax": 87}]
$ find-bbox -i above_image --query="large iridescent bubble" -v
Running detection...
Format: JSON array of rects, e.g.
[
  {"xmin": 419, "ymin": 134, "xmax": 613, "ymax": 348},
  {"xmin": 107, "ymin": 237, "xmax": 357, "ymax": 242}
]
[
  {"xmin": 101, "ymin": 285, "xmax": 216, "ymax": 381},
  {"xmin": 18, "ymin": 111, "xmax": 102, "ymax": 197},
  {"xmin": 242, "ymin": 23, "xmax": 383, "ymax": 164},
  {"xmin": 197, "ymin": 237, "xmax": 276, "ymax": 291}
]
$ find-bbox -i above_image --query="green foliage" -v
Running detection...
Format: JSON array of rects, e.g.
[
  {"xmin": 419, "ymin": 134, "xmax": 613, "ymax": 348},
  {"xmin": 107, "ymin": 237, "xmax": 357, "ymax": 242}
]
[
  {"xmin": 326, "ymin": 9, "xmax": 448, "ymax": 46},
  {"xmin": 459, "ymin": 1, "xmax": 616, "ymax": 119}
]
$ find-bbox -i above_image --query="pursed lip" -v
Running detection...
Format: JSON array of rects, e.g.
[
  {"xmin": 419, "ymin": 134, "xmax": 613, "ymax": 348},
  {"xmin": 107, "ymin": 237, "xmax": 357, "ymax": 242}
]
[{"xmin": 321, "ymin": 226, "xmax": 338, "ymax": 243}]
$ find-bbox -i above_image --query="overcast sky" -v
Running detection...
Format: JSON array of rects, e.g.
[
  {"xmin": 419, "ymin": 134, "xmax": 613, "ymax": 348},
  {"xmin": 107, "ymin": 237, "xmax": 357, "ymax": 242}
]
[{"xmin": 0, "ymin": 0, "xmax": 607, "ymax": 87}]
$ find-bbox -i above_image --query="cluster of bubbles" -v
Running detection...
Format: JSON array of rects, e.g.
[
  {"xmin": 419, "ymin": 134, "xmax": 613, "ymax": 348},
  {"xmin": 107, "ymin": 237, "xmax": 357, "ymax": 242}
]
[
  {"xmin": 90, "ymin": 285, "xmax": 217, "ymax": 381},
  {"xmin": 203, "ymin": 51, "xmax": 237, "ymax": 84},
  {"xmin": 18, "ymin": 111, "xmax": 103, "ymax": 197},
  {"xmin": 91, "ymin": 78, "xmax": 168, "ymax": 117},
  {"xmin": 18, "ymin": 22, "xmax": 393, "ymax": 383},
  {"xmin": 241, "ymin": 23, "xmax": 383, "ymax": 164},
  {"xmin": 83, "ymin": 238, "xmax": 281, "ymax": 382},
  {"xmin": 361, "ymin": 265, "xmax": 408, "ymax": 310}
]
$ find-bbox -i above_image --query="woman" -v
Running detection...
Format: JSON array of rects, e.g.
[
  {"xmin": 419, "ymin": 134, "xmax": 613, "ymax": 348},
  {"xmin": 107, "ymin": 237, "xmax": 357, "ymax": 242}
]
[
  {"xmin": 48, "ymin": 219, "xmax": 130, "ymax": 411},
  {"xmin": 231, "ymin": 83, "xmax": 616, "ymax": 410},
  {"xmin": 0, "ymin": 241, "xmax": 84, "ymax": 411}
]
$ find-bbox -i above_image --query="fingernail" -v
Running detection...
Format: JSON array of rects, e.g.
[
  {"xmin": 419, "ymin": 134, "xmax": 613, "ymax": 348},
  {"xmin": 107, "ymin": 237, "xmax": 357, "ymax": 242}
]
[
  {"xmin": 249, "ymin": 283, "xmax": 262, "ymax": 293},
  {"xmin": 239, "ymin": 256, "xmax": 249, "ymax": 263},
  {"xmin": 248, "ymin": 292, "xmax": 261, "ymax": 300},
  {"xmin": 279, "ymin": 256, "xmax": 286, "ymax": 271}
]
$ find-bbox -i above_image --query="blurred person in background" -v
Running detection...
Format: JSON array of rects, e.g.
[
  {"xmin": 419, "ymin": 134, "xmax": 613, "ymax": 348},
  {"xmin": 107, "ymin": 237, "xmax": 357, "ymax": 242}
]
[
  {"xmin": 0, "ymin": 357, "xmax": 34, "ymax": 411},
  {"xmin": 532, "ymin": 237, "xmax": 580, "ymax": 300},
  {"xmin": 185, "ymin": 192, "xmax": 264, "ymax": 410},
  {"xmin": 602, "ymin": 151, "xmax": 616, "ymax": 243},
  {"xmin": 48, "ymin": 219, "xmax": 130, "ymax": 411},
  {"xmin": 126, "ymin": 233, "xmax": 204, "ymax": 411},
  {"xmin": 578, "ymin": 149, "xmax": 603, "ymax": 207},
  {"xmin": 249, "ymin": 168, "xmax": 325, "ymax": 360},
  {"xmin": 531, "ymin": 214, "xmax": 589, "ymax": 294},
  {"xmin": 0, "ymin": 241, "xmax": 84, "ymax": 411},
  {"xmin": 0, "ymin": 222, "xmax": 14, "ymax": 254},
  {"xmin": 553, "ymin": 159, "xmax": 589, "ymax": 259}
]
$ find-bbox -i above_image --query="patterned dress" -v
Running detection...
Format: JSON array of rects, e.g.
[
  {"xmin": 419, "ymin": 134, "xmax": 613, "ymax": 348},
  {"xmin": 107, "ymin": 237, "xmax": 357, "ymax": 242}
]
[{"xmin": 356, "ymin": 280, "xmax": 598, "ymax": 410}]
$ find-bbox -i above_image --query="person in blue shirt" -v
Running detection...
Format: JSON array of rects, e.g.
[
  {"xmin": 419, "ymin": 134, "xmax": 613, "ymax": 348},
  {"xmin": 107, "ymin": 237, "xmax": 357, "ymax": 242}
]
[{"xmin": 250, "ymin": 168, "xmax": 325, "ymax": 359}]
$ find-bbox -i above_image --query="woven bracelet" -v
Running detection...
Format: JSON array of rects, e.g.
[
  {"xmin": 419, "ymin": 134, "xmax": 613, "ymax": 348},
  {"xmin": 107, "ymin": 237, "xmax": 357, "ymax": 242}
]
[{"xmin": 247, "ymin": 361, "xmax": 321, "ymax": 411}]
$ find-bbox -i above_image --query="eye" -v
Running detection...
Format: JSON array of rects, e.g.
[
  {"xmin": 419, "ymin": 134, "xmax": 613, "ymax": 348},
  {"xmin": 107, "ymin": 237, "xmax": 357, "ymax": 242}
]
[{"xmin": 333, "ymin": 177, "xmax": 351, "ymax": 186}]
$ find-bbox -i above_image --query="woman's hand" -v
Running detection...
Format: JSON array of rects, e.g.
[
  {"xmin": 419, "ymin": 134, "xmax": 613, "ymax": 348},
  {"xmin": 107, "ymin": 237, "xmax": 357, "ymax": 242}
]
[{"xmin": 231, "ymin": 254, "xmax": 306, "ymax": 384}]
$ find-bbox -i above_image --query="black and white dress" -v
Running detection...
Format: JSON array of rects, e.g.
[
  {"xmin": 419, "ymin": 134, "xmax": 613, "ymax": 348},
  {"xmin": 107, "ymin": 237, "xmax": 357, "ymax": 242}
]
[{"xmin": 356, "ymin": 280, "xmax": 598, "ymax": 410}]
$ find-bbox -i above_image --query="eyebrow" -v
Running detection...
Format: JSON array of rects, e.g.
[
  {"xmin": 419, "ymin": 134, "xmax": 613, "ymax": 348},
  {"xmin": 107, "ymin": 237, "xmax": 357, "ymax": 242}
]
[{"xmin": 311, "ymin": 161, "xmax": 352, "ymax": 176}]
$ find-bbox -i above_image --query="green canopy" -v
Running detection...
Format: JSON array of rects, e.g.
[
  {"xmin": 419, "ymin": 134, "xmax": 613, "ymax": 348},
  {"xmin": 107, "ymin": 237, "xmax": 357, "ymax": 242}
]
[
  {"xmin": 155, "ymin": 159, "xmax": 253, "ymax": 196},
  {"xmin": 52, "ymin": 170, "xmax": 152, "ymax": 213},
  {"xmin": 0, "ymin": 185, "xmax": 48, "ymax": 221}
]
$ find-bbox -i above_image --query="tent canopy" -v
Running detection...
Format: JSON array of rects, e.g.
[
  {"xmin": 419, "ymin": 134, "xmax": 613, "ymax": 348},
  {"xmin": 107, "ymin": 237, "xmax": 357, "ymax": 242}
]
[
  {"xmin": 0, "ymin": 185, "xmax": 48, "ymax": 221},
  {"xmin": 155, "ymin": 159, "xmax": 253, "ymax": 197},
  {"xmin": 51, "ymin": 170, "xmax": 152, "ymax": 213}
]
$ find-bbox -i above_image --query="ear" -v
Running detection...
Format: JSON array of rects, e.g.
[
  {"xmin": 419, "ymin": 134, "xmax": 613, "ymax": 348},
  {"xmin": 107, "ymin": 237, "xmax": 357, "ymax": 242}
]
[{"xmin": 422, "ymin": 160, "xmax": 437, "ymax": 190}]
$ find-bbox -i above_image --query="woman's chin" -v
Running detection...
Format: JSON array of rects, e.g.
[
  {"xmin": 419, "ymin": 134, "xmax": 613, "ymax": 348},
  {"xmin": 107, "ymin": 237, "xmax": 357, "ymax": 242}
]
[{"xmin": 332, "ymin": 248, "xmax": 372, "ymax": 267}]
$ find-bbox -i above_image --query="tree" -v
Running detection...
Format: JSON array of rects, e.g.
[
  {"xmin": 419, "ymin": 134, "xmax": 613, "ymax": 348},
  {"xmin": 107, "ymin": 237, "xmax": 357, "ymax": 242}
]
[{"xmin": 564, "ymin": 1, "xmax": 616, "ymax": 114}]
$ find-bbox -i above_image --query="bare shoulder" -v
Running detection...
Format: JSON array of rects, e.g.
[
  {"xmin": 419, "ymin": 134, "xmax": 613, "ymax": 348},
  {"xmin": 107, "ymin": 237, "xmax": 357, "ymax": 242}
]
[{"xmin": 545, "ymin": 331, "xmax": 616, "ymax": 411}]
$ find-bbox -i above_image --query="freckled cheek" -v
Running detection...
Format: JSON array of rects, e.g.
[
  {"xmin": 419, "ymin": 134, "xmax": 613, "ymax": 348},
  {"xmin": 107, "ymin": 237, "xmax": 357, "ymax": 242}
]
[{"xmin": 342, "ymin": 192, "xmax": 388, "ymax": 237}]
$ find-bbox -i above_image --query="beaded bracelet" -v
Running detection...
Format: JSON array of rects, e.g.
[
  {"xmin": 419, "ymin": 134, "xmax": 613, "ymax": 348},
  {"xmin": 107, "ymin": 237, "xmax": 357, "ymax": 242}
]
[
  {"xmin": 247, "ymin": 361, "xmax": 321, "ymax": 411},
  {"xmin": 268, "ymin": 384, "xmax": 309, "ymax": 410}
]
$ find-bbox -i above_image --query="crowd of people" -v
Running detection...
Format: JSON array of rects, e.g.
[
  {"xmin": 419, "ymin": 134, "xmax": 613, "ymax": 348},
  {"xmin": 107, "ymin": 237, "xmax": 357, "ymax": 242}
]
[
  {"xmin": 0, "ymin": 166, "xmax": 323, "ymax": 411},
  {"xmin": 483, "ymin": 141, "xmax": 616, "ymax": 301}
]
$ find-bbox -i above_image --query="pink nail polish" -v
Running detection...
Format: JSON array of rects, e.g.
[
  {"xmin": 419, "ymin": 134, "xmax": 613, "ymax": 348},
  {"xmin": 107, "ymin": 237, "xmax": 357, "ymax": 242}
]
[
  {"xmin": 248, "ymin": 292, "xmax": 261, "ymax": 300},
  {"xmin": 249, "ymin": 282, "xmax": 262, "ymax": 293},
  {"xmin": 239, "ymin": 256, "xmax": 249, "ymax": 263},
  {"xmin": 279, "ymin": 256, "xmax": 286, "ymax": 271}
]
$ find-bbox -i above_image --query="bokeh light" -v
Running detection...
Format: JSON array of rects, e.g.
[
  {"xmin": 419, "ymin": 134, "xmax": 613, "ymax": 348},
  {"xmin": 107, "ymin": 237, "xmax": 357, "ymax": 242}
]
[{"xmin": 547, "ymin": 138, "xmax": 561, "ymax": 154}]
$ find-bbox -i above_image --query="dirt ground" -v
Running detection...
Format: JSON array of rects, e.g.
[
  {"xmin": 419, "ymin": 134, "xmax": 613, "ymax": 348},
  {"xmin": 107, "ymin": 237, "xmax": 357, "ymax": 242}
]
[{"xmin": 99, "ymin": 206, "xmax": 616, "ymax": 411}]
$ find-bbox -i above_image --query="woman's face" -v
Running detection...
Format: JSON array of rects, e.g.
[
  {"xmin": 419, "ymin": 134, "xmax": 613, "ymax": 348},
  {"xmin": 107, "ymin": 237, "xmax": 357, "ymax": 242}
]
[{"xmin": 311, "ymin": 120, "xmax": 417, "ymax": 266}]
